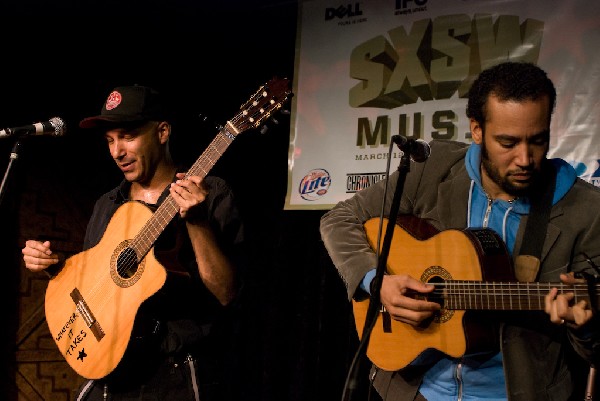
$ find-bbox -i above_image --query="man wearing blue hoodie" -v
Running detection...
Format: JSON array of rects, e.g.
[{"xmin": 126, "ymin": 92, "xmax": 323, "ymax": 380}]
[{"xmin": 320, "ymin": 62, "xmax": 599, "ymax": 401}]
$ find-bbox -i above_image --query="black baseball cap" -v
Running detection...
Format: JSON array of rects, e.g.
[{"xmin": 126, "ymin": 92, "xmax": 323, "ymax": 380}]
[{"xmin": 79, "ymin": 85, "xmax": 169, "ymax": 129}]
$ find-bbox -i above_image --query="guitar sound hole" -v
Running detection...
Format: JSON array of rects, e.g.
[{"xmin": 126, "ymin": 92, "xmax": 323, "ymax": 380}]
[
  {"xmin": 426, "ymin": 276, "xmax": 445, "ymax": 308},
  {"xmin": 116, "ymin": 247, "xmax": 139, "ymax": 279}
]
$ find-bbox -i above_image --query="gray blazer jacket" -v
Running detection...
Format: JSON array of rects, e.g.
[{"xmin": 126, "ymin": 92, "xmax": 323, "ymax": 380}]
[{"xmin": 320, "ymin": 140, "xmax": 600, "ymax": 401}]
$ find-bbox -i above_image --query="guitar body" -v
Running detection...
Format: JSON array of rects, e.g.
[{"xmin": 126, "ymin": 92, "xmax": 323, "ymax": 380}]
[
  {"xmin": 353, "ymin": 216, "xmax": 513, "ymax": 371},
  {"xmin": 45, "ymin": 202, "xmax": 167, "ymax": 379}
]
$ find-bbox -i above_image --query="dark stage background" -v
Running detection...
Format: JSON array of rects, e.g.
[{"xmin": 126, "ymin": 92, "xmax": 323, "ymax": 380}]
[{"xmin": 0, "ymin": 1, "xmax": 372, "ymax": 400}]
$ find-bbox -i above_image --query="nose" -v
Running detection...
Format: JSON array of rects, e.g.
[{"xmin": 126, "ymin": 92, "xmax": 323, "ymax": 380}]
[
  {"xmin": 514, "ymin": 143, "xmax": 533, "ymax": 167},
  {"xmin": 109, "ymin": 139, "xmax": 125, "ymax": 160}
]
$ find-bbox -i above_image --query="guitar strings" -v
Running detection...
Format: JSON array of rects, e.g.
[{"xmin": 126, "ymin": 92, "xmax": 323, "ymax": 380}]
[
  {"xmin": 91, "ymin": 86, "xmax": 280, "ymax": 303},
  {"xmin": 72, "ymin": 132, "xmax": 237, "ymax": 346},
  {"xmin": 426, "ymin": 281, "xmax": 598, "ymax": 310}
]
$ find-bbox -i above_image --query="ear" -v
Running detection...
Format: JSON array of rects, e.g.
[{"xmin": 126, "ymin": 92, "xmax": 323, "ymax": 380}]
[
  {"xmin": 157, "ymin": 121, "xmax": 171, "ymax": 144},
  {"xmin": 470, "ymin": 118, "xmax": 483, "ymax": 145}
]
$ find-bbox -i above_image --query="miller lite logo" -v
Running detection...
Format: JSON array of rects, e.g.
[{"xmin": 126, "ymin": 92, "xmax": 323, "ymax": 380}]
[{"xmin": 299, "ymin": 169, "xmax": 331, "ymax": 201}]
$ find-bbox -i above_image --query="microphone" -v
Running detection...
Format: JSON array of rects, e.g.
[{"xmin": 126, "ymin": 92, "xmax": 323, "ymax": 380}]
[
  {"xmin": 0, "ymin": 117, "xmax": 66, "ymax": 138},
  {"xmin": 391, "ymin": 135, "xmax": 431, "ymax": 163}
]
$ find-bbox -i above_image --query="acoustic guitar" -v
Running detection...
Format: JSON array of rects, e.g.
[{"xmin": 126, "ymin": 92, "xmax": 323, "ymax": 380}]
[
  {"xmin": 353, "ymin": 216, "xmax": 599, "ymax": 372},
  {"xmin": 44, "ymin": 77, "xmax": 292, "ymax": 379}
]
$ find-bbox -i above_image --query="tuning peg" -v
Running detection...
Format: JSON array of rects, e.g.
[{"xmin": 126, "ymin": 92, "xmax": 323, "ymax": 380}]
[
  {"xmin": 279, "ymin": 109, "xmax": 291, "ymax": 115},
  {"xmin": 260, "ymin": 125, "xmax": 269, "ymax": 135},
  {"xmin": 271, "ymin": 118, "xmax": 279, "ymax": 125}
]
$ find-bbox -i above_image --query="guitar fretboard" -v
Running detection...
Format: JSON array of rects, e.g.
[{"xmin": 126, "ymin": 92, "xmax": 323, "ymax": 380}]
[
  {"xmin": 112, "ymin": 77, "xmax": 291, "ymax": 262},
  {"xmin": 435, "ymin": 281, "xmax": 599, "ymax": 310},
  {"xmin": 130, "ymin": 128, "xmax": 235, "ymax": 259}
]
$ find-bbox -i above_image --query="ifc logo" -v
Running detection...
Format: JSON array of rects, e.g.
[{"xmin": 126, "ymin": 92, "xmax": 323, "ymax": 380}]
[{"xmin": 299, "ymin": 168, "xmax": 331, "ymax": 201}]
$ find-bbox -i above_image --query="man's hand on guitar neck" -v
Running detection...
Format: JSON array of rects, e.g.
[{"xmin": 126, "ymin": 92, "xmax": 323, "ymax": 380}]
[
  {"xmin": 170, "ymin": 172, "xmax": 209, "ymax": 223},
  {"xmin": 22, "ymin": 240, "xmax": 61, "ymax": 272},
  {"xmin": 380, "ymin": 274, "xmax": 441, "ymax": 327},
  {"xmin": 545, "ymin": 272, "xmax": 594, "ymax": 328}
]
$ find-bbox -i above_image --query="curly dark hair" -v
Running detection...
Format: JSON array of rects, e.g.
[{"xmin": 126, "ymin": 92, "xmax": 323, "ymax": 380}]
[{"xmin": 466, "ymin": 62, "xmax": 556, "ymax": 128}]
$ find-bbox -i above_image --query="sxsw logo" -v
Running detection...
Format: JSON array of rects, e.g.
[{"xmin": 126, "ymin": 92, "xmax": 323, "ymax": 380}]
[{"xmin": 325, "ymin": 3, "xmax": 363, "ymax": 20}]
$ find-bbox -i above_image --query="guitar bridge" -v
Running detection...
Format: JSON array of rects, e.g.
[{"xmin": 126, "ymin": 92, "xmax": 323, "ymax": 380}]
[{"xmin": 70, "ymin": 288, "xmax": 105, "ymax": 341}]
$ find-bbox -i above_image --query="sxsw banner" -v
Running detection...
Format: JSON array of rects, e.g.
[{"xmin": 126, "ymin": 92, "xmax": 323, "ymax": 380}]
[{"xmin": 284, "ymin": 0, "xmax": 600, "ymax": 210}]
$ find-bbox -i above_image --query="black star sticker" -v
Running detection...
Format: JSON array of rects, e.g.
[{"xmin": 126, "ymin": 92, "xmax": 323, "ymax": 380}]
[{"xmin": 77, "ymin": 349, "xmax": 87, "ymax": 362}]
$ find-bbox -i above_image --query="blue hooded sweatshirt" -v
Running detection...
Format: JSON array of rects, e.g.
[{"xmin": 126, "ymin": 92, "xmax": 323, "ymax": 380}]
[{"xmin": 417, "ymin": 143, "xmax": 577, "ymax": 401}]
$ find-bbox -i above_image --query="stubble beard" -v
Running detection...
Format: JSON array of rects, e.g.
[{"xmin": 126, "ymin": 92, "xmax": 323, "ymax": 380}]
[{"xmin": 480, "ymin": 141, "xmax": 537, "ymax": 198}]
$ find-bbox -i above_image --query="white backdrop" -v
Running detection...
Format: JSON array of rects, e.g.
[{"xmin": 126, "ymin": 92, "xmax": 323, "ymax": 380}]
[{"xmin": 285, "ymin": 0, "xmax": 600, "ymax": 210}]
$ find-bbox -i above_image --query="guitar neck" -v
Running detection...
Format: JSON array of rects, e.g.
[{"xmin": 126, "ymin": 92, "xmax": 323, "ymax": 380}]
[
  {"xmin": 129, "ymin": 127, "xmax": 237, "ymax": 259},
  {"xmin": 97, "ymin": 77, "xmax": 292, "ymax": 261},
  {"xmin": 438, "ymin": 281, "xmax": 600, "ymax": 311},
  {"xmin": 100, "ymin": 77, "xmax": 291, "ymax": 263}
]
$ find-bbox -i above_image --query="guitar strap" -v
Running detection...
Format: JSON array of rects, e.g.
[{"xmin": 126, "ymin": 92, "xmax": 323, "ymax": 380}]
[{"xmin": 514, "ymin": 161, "xmax": 556, "ymax": 282}]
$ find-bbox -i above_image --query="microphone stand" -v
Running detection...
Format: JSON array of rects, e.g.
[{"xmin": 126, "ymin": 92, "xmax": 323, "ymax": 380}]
[
  {"xmin": 0, "ymin": 140, "xmax": 22, "ymax": 208},
  {"xmin": 342, "ymin": 140, "xmax": 414, "ymax": 401},
  {"xmin": 362, "ymin": 143, "xmax": 411, "ymax": 345}
]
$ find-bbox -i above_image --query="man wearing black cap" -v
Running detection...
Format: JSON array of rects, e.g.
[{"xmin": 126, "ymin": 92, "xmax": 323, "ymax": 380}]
[{"xmin": 22, "ymin": 85, "xmax": 246, "ymax": 401}]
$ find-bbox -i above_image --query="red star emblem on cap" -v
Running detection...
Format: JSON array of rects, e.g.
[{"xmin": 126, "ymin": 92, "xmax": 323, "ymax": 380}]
[{"xmin": 105, "ymin": 91, "xmax": 122, "ymax": 111}]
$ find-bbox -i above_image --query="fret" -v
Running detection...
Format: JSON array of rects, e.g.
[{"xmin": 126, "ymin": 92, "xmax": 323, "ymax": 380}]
[
  {"xmin": 435, "ymin": 281, "xmax": 598, "ymax": 311},
  {"xmin": 355, "ymin": 216, "xmax": 600, "ymax": 372},
  {"xmin": 128, "ymin": 79, "xmax": 291, "ymax": 262}
]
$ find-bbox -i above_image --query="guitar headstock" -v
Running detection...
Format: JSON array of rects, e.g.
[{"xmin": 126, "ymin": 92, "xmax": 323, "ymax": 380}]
[{"xmin": 229, "ymin": 77, "xmax": 293, "ymax": 134}]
